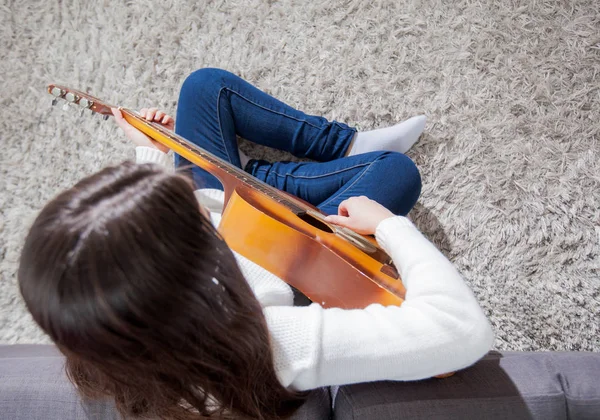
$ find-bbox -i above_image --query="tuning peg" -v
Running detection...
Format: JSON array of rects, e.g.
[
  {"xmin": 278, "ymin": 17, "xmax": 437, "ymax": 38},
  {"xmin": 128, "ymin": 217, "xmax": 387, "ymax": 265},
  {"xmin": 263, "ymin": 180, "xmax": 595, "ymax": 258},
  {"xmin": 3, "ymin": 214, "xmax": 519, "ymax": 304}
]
[
  {"xmin": 65, "ymin": 92, "xmax": 79, "ymax": 103},
  {"xmin": 62, "ymin": 102, "xmax": 70, "ymax": 111},
  {"xmin": 79, "ymin": 98, "xmax": 93, "ymax": 109},
  {"xmin": 50, "ymin": 87, "xmax": 65, "ymax": 98},
  {"xmin": 51, "ymin": 98, "xmax": 58, "ymax": 107}
]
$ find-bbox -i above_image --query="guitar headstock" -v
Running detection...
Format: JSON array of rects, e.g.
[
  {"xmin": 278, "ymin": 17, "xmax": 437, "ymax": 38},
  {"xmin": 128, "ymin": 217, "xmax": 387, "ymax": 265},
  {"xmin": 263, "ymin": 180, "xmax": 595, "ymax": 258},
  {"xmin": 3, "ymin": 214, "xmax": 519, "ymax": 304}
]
[{"xmin": 48, "ymin": 84, "xmax": 116, "ymax": 118}]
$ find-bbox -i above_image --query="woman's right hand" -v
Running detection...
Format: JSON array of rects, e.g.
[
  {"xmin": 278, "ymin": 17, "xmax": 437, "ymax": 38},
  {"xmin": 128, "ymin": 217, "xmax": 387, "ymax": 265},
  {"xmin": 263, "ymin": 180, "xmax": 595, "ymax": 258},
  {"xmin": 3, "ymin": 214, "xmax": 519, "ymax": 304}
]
[
  {"xmin": 324, "ymin": 196, "xmax": 395, "ymax": 235},
  {"xmin": 111, "ymin": 107, "xmax": 173, "ymax": 154}
]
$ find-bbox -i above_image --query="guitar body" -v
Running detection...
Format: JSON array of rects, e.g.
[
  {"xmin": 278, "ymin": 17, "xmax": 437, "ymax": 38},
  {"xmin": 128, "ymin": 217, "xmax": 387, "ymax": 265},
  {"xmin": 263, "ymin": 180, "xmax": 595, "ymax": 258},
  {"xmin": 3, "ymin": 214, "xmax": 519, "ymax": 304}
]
[{"xmin": 219, "ymin": 186, "xmax": 405, "ymax": 308}]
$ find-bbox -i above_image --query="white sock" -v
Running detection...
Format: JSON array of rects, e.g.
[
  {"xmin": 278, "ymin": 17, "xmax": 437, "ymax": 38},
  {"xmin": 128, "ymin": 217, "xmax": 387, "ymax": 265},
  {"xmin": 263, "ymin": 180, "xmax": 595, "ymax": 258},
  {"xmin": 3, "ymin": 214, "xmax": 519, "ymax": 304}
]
[
  {"xmin": 348, "ymin": 115, "xmax": 426, "ymax": 156},
  {"xmin": 239, "ymin": 149, "xmax": 251, "ymax": 168}
]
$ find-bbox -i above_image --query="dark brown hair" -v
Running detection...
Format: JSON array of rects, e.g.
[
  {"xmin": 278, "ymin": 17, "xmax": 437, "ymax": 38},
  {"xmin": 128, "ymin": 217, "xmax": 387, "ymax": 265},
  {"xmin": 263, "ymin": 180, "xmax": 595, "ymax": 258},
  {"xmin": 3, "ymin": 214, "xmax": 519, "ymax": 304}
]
[{"xmin": 18, "ymin": 161, "xmax": 306, "ymax": 419}]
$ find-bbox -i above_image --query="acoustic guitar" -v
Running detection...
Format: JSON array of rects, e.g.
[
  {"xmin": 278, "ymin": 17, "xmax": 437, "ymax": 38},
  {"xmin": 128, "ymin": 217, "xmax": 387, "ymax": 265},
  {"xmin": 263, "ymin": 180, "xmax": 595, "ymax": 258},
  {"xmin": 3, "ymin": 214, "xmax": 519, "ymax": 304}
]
[{"xmin": 48, "ymin": 84, "xmax": 406, "ymax": 309}]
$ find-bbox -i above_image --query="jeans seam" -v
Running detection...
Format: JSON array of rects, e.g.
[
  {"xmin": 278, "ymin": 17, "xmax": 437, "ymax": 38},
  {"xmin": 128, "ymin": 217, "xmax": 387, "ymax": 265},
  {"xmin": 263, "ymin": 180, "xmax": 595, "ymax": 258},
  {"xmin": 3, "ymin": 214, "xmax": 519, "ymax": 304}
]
[
  {"xmin": 217, "ymin": 87, "xmax": 234, "ymax": 164},
  {"xmin": 263, "ymin": 162, "xmax": 373, "ymax": 181},
  {"xmin": 318, "ymin": 160, "xmax": 378, "ymax": 208},
  {"xmin": 223, "ymin": 88, "xmax": 325, "ymax": 130}
]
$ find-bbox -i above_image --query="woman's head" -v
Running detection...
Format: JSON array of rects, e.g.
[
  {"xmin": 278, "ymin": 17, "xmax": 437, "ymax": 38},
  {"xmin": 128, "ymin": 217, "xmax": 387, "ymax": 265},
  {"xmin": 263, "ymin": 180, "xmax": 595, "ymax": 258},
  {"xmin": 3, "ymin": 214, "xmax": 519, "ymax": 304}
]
[{"xmin": 18, "ymin": 161, "xmax": 304, "ymax": 419}]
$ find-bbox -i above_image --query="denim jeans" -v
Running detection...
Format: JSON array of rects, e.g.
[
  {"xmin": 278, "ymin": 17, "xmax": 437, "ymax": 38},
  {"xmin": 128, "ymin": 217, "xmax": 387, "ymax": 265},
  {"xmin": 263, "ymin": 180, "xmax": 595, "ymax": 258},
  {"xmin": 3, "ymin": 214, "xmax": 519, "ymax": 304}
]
[{"xmin": 175, "ymin": 68, "xmax": 421, "ymax": 215}]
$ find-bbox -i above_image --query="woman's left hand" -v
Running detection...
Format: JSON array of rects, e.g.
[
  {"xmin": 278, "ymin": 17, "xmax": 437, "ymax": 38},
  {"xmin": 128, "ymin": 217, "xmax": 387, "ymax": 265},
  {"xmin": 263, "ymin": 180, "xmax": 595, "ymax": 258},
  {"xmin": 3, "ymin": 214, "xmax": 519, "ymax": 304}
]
[{"xmin": 111, "ymin": 107, "xmax": 174, "ymax": 154}]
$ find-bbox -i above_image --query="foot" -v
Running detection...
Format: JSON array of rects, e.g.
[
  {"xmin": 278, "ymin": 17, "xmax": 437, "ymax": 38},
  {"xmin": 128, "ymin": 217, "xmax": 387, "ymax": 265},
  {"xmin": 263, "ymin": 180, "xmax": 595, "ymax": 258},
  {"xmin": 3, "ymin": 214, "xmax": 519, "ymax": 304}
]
[{"xmin": 347, "ymin": 115, "xmax": 426, "ymax": 156}]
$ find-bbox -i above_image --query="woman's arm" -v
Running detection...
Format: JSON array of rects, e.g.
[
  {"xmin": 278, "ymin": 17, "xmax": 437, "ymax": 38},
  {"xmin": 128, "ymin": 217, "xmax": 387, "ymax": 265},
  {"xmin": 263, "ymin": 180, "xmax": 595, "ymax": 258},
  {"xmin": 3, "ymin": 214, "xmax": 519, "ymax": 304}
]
[
  {"xmin": 135, "ymin": 146, "xmax": 170, "ymax": 167},
  {"xmin": 110, "ymin": 107, "xmax": 174, "ymax": 168},
  {"xmin": 265, "ymin": 198, "xmax": 495, "ymax": 391}
]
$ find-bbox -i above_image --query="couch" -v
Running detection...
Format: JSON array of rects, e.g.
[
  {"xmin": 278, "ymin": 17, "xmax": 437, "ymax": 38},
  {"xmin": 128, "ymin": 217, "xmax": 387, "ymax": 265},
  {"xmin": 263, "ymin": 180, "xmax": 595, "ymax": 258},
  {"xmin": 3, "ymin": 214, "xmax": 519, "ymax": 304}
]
[{"xmin": 1, "ymin": 345, "xmax": 599, "ymax": 419}]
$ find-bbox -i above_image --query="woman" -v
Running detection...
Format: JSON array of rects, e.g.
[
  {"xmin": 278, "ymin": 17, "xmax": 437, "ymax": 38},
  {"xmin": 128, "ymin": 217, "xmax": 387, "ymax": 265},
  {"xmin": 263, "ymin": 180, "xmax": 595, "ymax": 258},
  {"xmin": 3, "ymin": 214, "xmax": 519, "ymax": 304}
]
[{"xmin": 19, "ymin": 68, "xmax": 494, "ymax": 420}]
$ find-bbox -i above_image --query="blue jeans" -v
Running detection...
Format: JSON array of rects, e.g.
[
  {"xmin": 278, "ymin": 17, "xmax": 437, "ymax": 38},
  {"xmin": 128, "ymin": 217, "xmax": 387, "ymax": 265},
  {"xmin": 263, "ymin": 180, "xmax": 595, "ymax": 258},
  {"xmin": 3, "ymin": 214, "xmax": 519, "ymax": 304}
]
[{"xmin": 175, "ymin": 68, "xmax": 421, "ymax": 215}]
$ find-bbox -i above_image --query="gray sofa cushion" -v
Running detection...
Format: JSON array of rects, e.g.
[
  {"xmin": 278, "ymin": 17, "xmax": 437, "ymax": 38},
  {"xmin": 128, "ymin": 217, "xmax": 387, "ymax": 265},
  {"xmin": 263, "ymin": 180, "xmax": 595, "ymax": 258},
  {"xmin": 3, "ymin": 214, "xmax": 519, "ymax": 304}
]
[
  {"xmin": 0, "ymin": 345, "xmax": 118, "ymax": 420},
  {"xmin": 333, "ymin": 351, "xmax": 600, "ymax": 420},
  {"xmin": 0, "ymin": 344, "xmax": 331, "ymax": 420}
]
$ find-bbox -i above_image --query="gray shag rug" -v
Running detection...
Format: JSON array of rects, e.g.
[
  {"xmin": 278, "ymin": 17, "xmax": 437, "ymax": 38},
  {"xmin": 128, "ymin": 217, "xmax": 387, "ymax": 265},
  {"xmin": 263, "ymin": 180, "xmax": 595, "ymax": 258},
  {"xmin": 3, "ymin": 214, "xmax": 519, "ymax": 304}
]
[{"xmin": 0, "ymin": 0, "xmax": 599, "ymax": 351}]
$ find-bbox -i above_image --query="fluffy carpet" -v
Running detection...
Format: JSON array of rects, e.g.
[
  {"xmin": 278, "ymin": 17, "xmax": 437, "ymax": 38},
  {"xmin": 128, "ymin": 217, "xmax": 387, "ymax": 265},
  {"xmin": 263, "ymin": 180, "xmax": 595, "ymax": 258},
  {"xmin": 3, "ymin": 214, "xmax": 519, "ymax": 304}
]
[{"xmin": 0, "ymin": 0, "xmax": 598, "ymax": 351}]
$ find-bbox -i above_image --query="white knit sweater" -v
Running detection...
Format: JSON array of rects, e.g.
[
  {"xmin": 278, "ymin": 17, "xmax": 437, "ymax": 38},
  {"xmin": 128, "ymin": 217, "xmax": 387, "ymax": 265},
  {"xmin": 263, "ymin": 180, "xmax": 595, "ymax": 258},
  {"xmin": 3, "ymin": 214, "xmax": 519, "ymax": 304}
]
[{"xmin": 136, "ymin": 147, "xmax": 495, "ymax": 391}]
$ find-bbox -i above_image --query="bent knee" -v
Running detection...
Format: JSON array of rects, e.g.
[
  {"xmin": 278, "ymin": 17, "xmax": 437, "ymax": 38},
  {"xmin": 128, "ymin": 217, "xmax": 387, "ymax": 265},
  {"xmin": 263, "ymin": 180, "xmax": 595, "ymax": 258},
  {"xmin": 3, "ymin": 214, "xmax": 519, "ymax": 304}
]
[
  {"xmin": 179, "ymin": 68, "xmax": 234, "ymax": 98},
  {"xmin": 381, "ymin": 152, "xmax": 421, "ymax": 190},
  {"xmin": 376, "ymin": 152, "xmax": 422, "ymax": 214}
]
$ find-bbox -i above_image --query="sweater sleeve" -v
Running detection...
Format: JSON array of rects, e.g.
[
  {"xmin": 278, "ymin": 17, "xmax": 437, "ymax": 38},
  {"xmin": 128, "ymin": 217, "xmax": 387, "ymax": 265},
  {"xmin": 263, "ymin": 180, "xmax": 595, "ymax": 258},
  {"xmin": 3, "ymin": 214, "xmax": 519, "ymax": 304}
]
[
  {"xmin": 135, "ymin": 146, "xmax": 172, "ymax": 168},
  {"xmin": 264, "ymin": 216, "xmax": 495, "ymax": 391}
]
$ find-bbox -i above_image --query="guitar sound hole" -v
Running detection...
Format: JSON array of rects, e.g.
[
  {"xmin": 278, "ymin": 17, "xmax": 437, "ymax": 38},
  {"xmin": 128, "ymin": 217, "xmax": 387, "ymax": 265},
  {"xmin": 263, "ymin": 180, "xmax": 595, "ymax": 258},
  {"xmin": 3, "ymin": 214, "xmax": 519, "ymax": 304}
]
[{"xmin": 297, "ymin": 212, "xmax": 334, "ymax": 233}]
